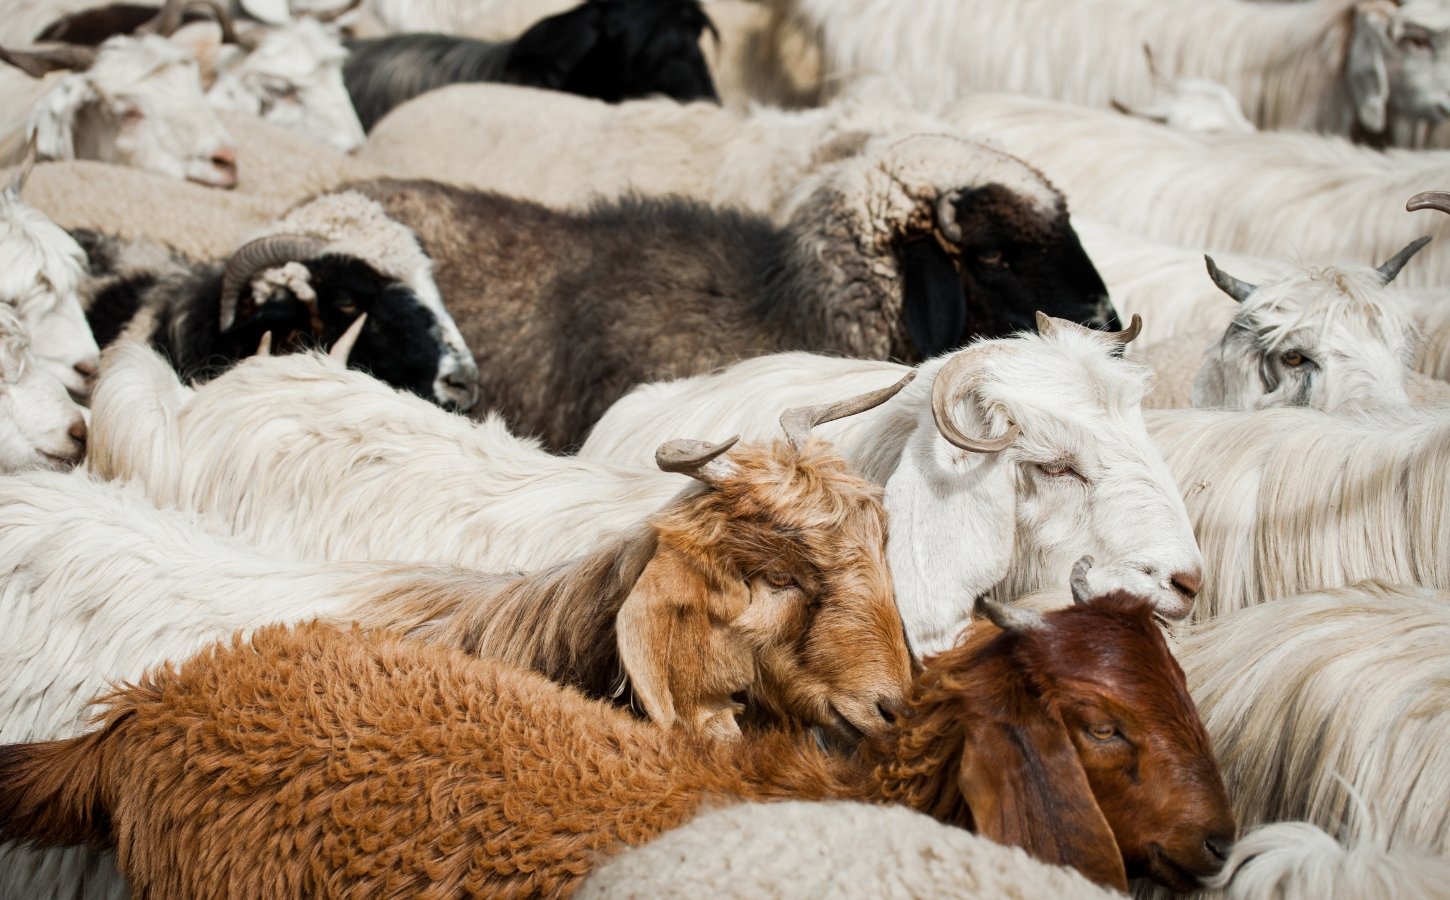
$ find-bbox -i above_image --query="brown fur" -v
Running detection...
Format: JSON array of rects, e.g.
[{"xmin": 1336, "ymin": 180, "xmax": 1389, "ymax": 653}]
[{"xmin": 0, "ymin": 590, "xmax": 1232, "ymax": 896}]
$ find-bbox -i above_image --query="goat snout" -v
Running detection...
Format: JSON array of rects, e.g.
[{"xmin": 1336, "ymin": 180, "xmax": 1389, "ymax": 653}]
[
  {"xmin": 875, "ymin": 699, "xmax": 902, "ymax": 726},
  {"xmin": 198, "ymin": 147, "xmax": 239, "ymax": 190},
  {"xmin": 68, "ymin": 417, "xmax": 88, "ymax": 454},
  {"xmin": 1205, "ymin": 834, "xmax": 1232, "ymax": 863},
  {"xmin": 1170, "ymin": 568, "xmax": 1202, "ymax": 602}
]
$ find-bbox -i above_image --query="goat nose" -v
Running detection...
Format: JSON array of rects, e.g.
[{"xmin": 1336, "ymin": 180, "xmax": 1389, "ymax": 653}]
[
  {"xmin": 876, "ymin": 700, "xmax": 901, "ymax": 726},
  {"xmin": 1205, "ymin": 835, "xmax": 1233, "ymax": 863},
  {"xmin": 1170, "ymin": 568, "xmax": 1202, "ymax": 601},
  {"xmin": 73, "ymin": 359, "xmax": 98, "ymax": 380},
  {"xmin": 211, "ymin": 147, "xmax": 239, "ymax": 187},
  {"xmin": 68, "ymin": 417, "xmax": 87, "ymax": 450}
]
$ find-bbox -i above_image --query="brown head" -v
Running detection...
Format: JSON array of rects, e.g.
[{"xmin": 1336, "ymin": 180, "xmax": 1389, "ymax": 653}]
[
  {"xmin": 618, "ymin": 375, "xmax": 915, "ymax": 745},
  {"xmin": 874, "ymin": 559, "xmax": 1234, "ymax": 892}
]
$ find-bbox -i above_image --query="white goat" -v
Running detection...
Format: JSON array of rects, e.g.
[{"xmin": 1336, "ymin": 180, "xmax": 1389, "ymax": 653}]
[
  {"xmin": 0, "ymin": 33, "xmax": 239, "ymax": 186},
  {"xmin": 1111, "ymin": 45, "xmax": 1256, "ymax": 134},
  {"xmin": 777, "ymin": 0, "xmax": 1450, "ymax": 145},
  {"xmin": 0, "ymin": 157, "xmax": 99, "ymax": 396},
  {"xmin": 580, "ymin": 320, "xmax": 1204, "ymax": 655},
  {"xmin": 0, "ymin": 303, "xmax": 86, "ymax": 471}
]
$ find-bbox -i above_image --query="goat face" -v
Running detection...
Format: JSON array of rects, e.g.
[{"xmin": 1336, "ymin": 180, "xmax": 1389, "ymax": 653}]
[
  {"xmin": 0, "ymin": 308, "xmax": 87, "ymax": 472},
  {"xmin": 1349, "ymin": 0, "xmax": 1450, "ymax": 135}
]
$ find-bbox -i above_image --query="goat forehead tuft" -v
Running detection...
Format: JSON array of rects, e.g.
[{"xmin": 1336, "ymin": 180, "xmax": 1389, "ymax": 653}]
[
  {"xmin": 0, "ymin": 200, "xmax": 86, "ymax": 310},
  {"xmin": 979, "ymin": 330, "xmax": 1153, "ymax": 417},
  {"xmin": 1239, "ymin": 266, "xmax": 1414, "ymax": 350},
  {"xmin": 91, "ymin": 34, "xmax": 198, "ymax": 87}
]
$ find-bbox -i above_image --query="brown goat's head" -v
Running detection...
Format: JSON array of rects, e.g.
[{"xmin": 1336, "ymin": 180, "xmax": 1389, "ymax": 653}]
[
  {"xmin": 617, "ymin": 376, "xmax": 914, "ymax": 745},
  {"xmin": 875, "ymin": 559, "xmax": 1234, "ymax": 892}
]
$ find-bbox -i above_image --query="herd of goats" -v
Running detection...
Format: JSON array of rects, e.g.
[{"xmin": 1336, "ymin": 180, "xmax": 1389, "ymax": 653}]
[{"xmin": 0, "ymin": 0, "xmax": 1449, "ymax": 897}]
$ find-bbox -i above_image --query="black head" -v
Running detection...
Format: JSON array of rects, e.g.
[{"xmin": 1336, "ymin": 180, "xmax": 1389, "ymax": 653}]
[
  {"xmin": 899, "ymin": 185, "xmax": 1117, "ymax": 359},
  {"xmin": 506, "ymin": 0, "xmax": 719, "ymax": 104}
]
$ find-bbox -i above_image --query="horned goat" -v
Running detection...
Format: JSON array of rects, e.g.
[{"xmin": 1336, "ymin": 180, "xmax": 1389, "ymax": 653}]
[
  {"xmin": 581, "ymin": 318, "xmax": 1204, "ymax": 655},
  {"xmin": 346, "ymin": 132, "xmax": 1115, "ymax": 449},
  {"xmin": 0, "ymin": 580, "xmax": 1235, "ymax": 894},
  {"xmin": 778, "ymin": 0, "xmax": 1450, "ymax": 145},
  {"xmin": 0, "ymin": 303, "xmax": 86, "ymax": 472}
]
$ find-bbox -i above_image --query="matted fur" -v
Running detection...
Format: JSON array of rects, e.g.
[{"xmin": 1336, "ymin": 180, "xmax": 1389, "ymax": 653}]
[{"xmin": 0, "ymin": 593, "xmax": 1230, "ymax": 895}]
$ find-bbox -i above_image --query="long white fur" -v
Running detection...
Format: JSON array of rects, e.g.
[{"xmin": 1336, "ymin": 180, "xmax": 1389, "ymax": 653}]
[
  {"xmin": 777, "ymin": 0, "xmax": 1450, "ymax": 143},
  {"xmin": 579, "ymin": 331, "xmax": 1203, "ymax": 655},
  {"xmin": 0, "ymin": 303, "xmax": 86, "ymax": 472},
  {"xmin": 1209, "ymin": 821, "xmax": 1450, "ymax": 900}
]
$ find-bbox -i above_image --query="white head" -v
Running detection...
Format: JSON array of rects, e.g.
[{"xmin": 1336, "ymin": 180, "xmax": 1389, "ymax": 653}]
[
  {"xmin": 5, "ymin": 34, "xmax": 238, "ymax": 188},
  {"xmin": 0, "ymin": 163, "xmax": 101, "ymax": 398},
  {"xmin": 894, "ymin": 315, "xmax": 1202, "ymax": 654},
  {"xmin": 1113, "ymin": 45, "xmax": 1255, "ymax": 134},
  {"xmin": 201, "ymin": 19, "xmax": 365, "ymax": 153},
  {"xmin": 1349, "ymin": 0, "xmax": 1450, "ymax": 135},
  {"xmin": 1192, "ymin": 241, "xmax": 1427, "ymax": 412},
  {"xmin": 0, "ymin": 304, "xmax": 87, "ymax": 471}
]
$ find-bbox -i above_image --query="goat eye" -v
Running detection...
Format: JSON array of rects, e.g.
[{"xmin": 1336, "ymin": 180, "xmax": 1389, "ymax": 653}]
[
  {"xmin": 1088, "ymin": 723, "xmax": 1118, "ymax": 742},
  {"xmin": 1037, "ymin": 461, "xmax": 1080, "ymax": 479},
  {"xmin": 1401, "ymin": 29, "xmax": 1433, "ymax": 52},
  {"xmin": 1281, "ymin": 350, "xmax": 1306, "ymax": 367},
  {"xmin": 764, "ymin": 572, "xmax": 796, "ymax": 590},
  {"xmin": 978, "ymin": 250, "xmax": 1004, "ymax": 267}
]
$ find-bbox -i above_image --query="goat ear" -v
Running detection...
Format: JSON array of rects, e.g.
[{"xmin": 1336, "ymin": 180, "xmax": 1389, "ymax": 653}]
[
  {"xmin": 27, "ymin": 75, "xmax": 95, "ymax": 161},
  {"xmin": 615, "ymin": 547, "xmax": 750, "ymax": 738},
  {"xmin": 958, "ymin": 683, "xmax": 1127, "ymax": 891},
  {"xmin": 505, "ymin": 4, "xmax": 604, "ymax": 89},
  {"xmin": 901, "ymin": 238, "xmax": 967, "ymax": 358},
  {"xmin": 1348, "ymin": 5, "xmax": 1392, "ymax": 134}
]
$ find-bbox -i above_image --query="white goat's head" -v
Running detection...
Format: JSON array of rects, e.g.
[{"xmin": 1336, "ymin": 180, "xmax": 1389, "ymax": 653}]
[
  {"xmin": 1349, "ymin": 0, "xmax": 1450, "ymax": 135},
  {"xmin": 0, "ymin": 304, "xmax": 87, "ymax": 472},
  {"xmin": 1112, "ymin": 45, "xmax": 1254, "ymax": 134},
  {"xmin": 894, "ymin": 315, "xmax": 1202, "ymax": 654},
  {"xmin": 2, "ymin": 34, "xmax": 238, "ymax": 187},
  {"xmin": 1192, "ymin": 240, "xmax": 1427, "ymax": 412},
  {"xmin": 0, "ymin": 162, "xmax": 101, "ymax": 398}
]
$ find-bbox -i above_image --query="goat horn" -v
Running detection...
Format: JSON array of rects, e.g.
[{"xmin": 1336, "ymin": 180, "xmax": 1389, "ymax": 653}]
[
  {"xmin": 1105, "ymin": 313, "xmax": 1142, "ymax": 345},
  {"xmin": 218, "ymin": 234, "xmax": 328, "ymax": 332},
  {"xmin": 6, "ymin": 135, "xmax": 37, "ymax": 198},
  {"xmin": 0, "ymin": 44, "xmax": 98, "ymax": 77},
  {"xmin": 779, "ymin": 371, "xmax": 915, "ymax": 450},
  {"xmin": 1070, "ymin": 555, "xmax": 1095, "ymax": 606},
  {"xmin": 1142, "ymin": 43, "xmax": 1166, "ymax": 87},
  {"xmin": 935, "ymin": 192, "xmax": 963, "ymax": 243},
  {"xmin": 1407, "ymin": 191, "xmax": 1450, "ymax": 214},
  {"xmin": 931, "ymin": 350, "xmax": 1020, "ymax": 453},
  {"xmin": 1375, "ymin": 236, "xmax": 1431, "ymax": 285},
  {"xmin": 308, "ymin": 0, "xmax": 365, "ymax": 22},
  {"xmin": 329, "ymin": 313, "xmax": 367, "ymax": 362},
  {"xmin": 655, "ymin": 435, "xmax": 740, "ymax": 481},
  {"xmin": 1204, "ymin": 255, "xmax": 1257, "ymax": 303},
  {"xmin": 139, "ymin": 0, "xmax": 186, "ymax": 35},
  {"xmin": 255, "ymin": 331, "xmax": 272, "ymax": 356},
  {"xmin": 975, "ymin": 595, "xmax": 1045, "ymax": 633}
]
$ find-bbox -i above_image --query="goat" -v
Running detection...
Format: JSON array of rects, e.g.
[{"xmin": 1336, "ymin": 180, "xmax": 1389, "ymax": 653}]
[
  {"xmin": 343, "ymin": 0, "xmax": 720, "ymax": 132},
  {"xmin": 345, "ymin": 132, "xmax": 1115, "ymax": 449},
  {"xmin": 0, "ymin": 155, "xmax": 100, "ymax": 397},
  {"xmin": 0, "ymin": 33, "xmax": 239, "ymax": 186},
  {"xmin": 0, "ymin": 577, "xmax": 1235, "ymax": 894},
  {"xmin": 580, "ymin": 318, "xmax": 1203, "ymax": 655},
  {"xmin": 776, "ymin": 0, "xmax": 1450, "ymax": 145},
  {"xmin": 0, "ymin": 303, "xmax": 86, "ymax": 471},
  {"xmin": 77, "ymin": 190, "xmax": 479, "ymax": 409},
  {"xmin": 1111, "ymin": 46, "xmax": 1256, "ymax": 134}
]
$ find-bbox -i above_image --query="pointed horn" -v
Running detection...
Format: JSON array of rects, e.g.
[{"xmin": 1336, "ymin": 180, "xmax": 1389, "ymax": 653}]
[
  {"xmin": 218, "ymin": 234, "xmax": 328, "ymax": 331},
  {"xmin": 1070, "ymin": 556, "xmax": 1095, "ymax": 606},
  {"xmin": 1205, "ymin": 255, "xmax": 1257, "ymax": 303},
  {"xmin": 1105, "ymin": 313, "xmax": 1142, "ymax": 345},
  {"xmin": 655, "ymin": 435, "xmax": 740, "ymax": 483},
  {"xmin": 329, "ymin": 313, "xmax": 367, "ymax": 362},
  {"xmin": 190, "ymin": 0, "xmax": 248, "ymax": 46},
  {"xmin": 935, "ymin": 192, "xmax": 963, "ymax": 243},
  {"xmin": 1375, "ymin": 236, "xmax": 1431, "ymax": 285},
  {"xmin": 140, "ymin": 0, "xmax": 187, "ymax": 35},
  {"xmin": 255, "ymin": 332, "xmax": 272, "ymax": 356},
  {"xmin": 975, "ymin": 595, "xmax": 1046, "ymax": 634},
  {"xmin": 930, "ymin": 350, "xmax": 1020, "ymax": 453},
  {"xmin": 0, "ymin": 44, "xmax": 98, "ymax": 77},
  {"xmin": 780, "ymin": 371, "xmax": 915, "ymax": 450},
  {"xmin": 309, "ymin": 0, "xmax": 365, "ymax": 22},
  {"xmin": 1407, "ymin": 191, "xmax": 1450, "ymax": 214},
  {"xmin": 6, "ymin": 136, "xmax": 38, "ymax": 198}
]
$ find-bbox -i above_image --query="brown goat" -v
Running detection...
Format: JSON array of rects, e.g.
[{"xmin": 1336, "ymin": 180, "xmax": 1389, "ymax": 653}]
[{"xmin": 0, "ymin": 566, "xmax": 1232, "ymax": 897}]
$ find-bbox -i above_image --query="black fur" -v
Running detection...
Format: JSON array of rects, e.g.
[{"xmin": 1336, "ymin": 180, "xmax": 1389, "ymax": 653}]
[
  {"xmin": 900, "ymin": 239, "xmax": 968, "ymax": 358},
  {"xmin": 343, "ymin": 0, "xmax": 718, "ymax": 132}
]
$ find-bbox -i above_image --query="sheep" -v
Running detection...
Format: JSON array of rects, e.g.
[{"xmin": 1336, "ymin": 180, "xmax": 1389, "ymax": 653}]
[
  {"xmin": 0, "ymin": 303, "xmax": 87, "ymax": 471},
  {"xmin": 76, "ymin": 190, "xmax": 480, "ymax": 409},
  {"xmin": 0, "ymin": 33, "xmax": 240, "ymax": 186},
  {"xmin": 0, "ymin": 581, "xmax": 1236, "ymax": 895},
  {"xmin": 774, "ymin": 0, "xmax": 1450, "ymax": 145},
  {"xmin": 945, "ymin": 93, "xmax": 1450, "ymax": 289},
  {"xmin": 344, "ymin": 132, "xmax": 1116, "ymax": 449},
  {"xmin": 579, "ymin": 318, "xmax": 1204, "ymax": 656},
  {"xmin": 0, "ymin": 155, "xmax": 100, "ymax": 397},
  {"xmin": 344, "ymin": 0, "xmax": 720, "ymax": 132},
  {"xmin": 1145, "ymin": 406, "xmax": 1450, "ymax": 619},
  {"xmin": 575, "ymin": 801, "xmax": 1124, "ymax": 899}
]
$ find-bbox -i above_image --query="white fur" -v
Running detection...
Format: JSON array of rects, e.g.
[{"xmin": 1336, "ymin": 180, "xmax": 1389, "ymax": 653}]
[
  {"xmin": 577, "ymin": 801, "xmax": 1123, "ymax": 899},
  {"xmin": 1210, "ymin": 821, "xmax": 1450, "ymax": 900},
  {"xmin": 580, "ymin": 330, "xmax": 1203, "ymax": 655},
  {"xmin": 1118, "ymin": 79, "xmax": 1257, "ymax": 135},
  {"xmin": 0, "ymin": 303, "xmax": 85, "ymax": 472}
]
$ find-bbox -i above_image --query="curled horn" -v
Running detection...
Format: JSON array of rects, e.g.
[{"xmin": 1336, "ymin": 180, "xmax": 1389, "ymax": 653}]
[
  {"xmin": 308, "ymin": 0, "xmax": 365, "ymax": 22},
  {"xmin": 1105, "ymin": 313, "xmax": 1141, "ymax": 345},
  {"xmin": 1070, "ymin": 556, "xmax": 1095, "ymax": 606},
  {"xmin": 328, "ymin": 313, "xmax": 367, "ymax": 362},
  {"xmin": 1375, "ymin": 236, "xmax": 1431, "ymax": 285},
  {"xmin": 1407, "ymin": 191, "xmax": 1450, "ymax": 214},
  {"xmin": 975, "ymin": 595, "xmax": 1045, "ymax": 633},
  {"xmin": 1204, "ymin": 255, "xmax": 1257, "ymax": 303},
  {"xmin": 655, "ymin": 435, "xmax": 740, "ymax": 484},
  {"xmin": 218, "ymin": 234, "xmax": 328, "ymax": 331},
  {"xmin": 255, "ymin": 331, "xmax": 272, "ymax": 356},
  {"xmin": 779, "ymin": 371, "xmax": 915, "ymax": 450},
  {"xmin": 0, "ymin": 44, "xmax": 98, "ymax": 77},
  {"xmin": 930, "ymin": 350, "xmax": 1020, "ymax": 453},
  {"xmin": 935, "ymin": 192, "xmax": 963, "ymax": 243}
]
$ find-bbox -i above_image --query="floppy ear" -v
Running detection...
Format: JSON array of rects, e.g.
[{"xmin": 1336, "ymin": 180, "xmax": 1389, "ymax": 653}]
[
  {"xmin": 615, "ymin": 544, "xmax": 753, "ymax": 739},
  {"xmin": 900, "ymin": 238, "xmax": 967, "ymax": 358},
  {"xmin": 1348, "ymin": 4, "xmax": 1393, "ymax": 134},
  {"xmin": 506, "ymin": 4, "xmax": 604, "ymax": 89},
  {"xmin": 957, "ymin": 677, "xmax": 1127, "ymax": 891},
  {"xmin": 28, "ymin": 75, "xmax": 96, "ymax": 161}
]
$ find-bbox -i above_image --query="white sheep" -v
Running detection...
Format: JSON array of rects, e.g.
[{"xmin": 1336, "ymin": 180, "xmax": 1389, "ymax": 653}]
[
  {"xmin": 576, "ymin": 800, "xmax": 1124, "ymax": 899},
  {"xmin": 775, "ymin": 0, "xmax": 1450, "ymax": 145},
  {"xmin": 577, "ymin": 320, "xmax": 1204, "ymax": 655}
]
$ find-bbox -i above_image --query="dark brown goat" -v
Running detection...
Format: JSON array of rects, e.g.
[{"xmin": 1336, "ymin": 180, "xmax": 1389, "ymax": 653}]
[{"xmin": 0, "ymin": 572, "xmax": 1231, "ymax": 897}]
